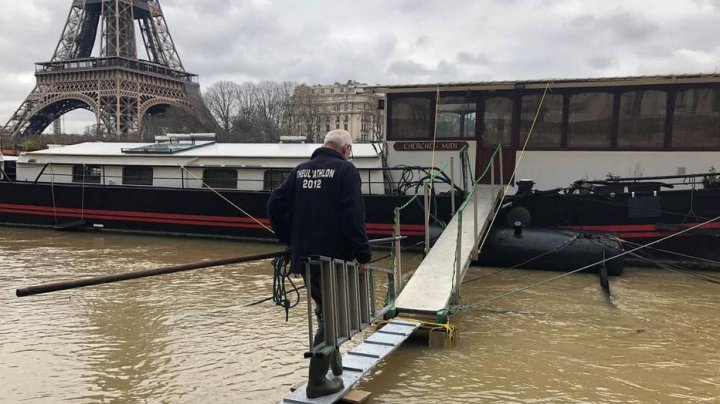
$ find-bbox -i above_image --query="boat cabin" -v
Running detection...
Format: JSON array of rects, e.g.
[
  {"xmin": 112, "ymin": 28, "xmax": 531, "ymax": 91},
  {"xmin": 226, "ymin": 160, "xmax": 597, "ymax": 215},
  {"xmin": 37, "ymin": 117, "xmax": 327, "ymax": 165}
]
[
  {"xmin": 12, "ymin": 134, "xmax": 387, "ymax": 195},
  {"xmin": 375, "ymin": 73, "xmax": 720, "ymax": 189}
]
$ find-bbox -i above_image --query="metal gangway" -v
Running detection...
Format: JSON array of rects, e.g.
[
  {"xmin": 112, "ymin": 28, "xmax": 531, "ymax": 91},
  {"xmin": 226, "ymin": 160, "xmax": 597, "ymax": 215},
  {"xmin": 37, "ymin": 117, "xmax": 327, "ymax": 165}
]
[
  {"xmin": 282, "ymin": 146, "xmax": 505, "ymax": 403},
  {"xmin": 394, "ymin": 185, "xmax": 502, "ymax": 320},
  {"xmin": 282, "ymin": 257, "xmax": 420, "ymax": 404}
]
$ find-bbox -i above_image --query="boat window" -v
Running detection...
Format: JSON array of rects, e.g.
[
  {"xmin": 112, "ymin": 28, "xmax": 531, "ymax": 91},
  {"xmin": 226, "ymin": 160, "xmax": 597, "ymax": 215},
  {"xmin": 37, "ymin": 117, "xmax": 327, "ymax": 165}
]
[
  {"xmin": 122, "ymin": 166, "xmax": 153, "ymax": 186},
  {"xmin": 618, "ymin": 90, "xmax": 666, "ymax": 149},
  {"xmin": 436, "ymin": 97, "xmax": 476, "ymax": 138},
  {"xmin": 72, "ymin": 165, "xmax": 102, "ymax": 184},
  {"xmin": 520, "ymin": 93, "xmax": 563, "ymax": 147},
  {"xmin": 202, "ymin": 168, "xmax": 238, "ymax": 189},
  {"xmin": 482, "ymin": 97, "xmax": 512, "ymax": 145},
  {"xmin": 672, "ymin": 88, "xmax": 720, "ymax": 149},
  {"xmin": 264, "ymin": 169, "xmax": 292, "ymax": 191},
  {"xmin": 388, "ymin": 96, "xmax": 432, "ymax": 139},
  {"xmin": 567, "ymin": 92, "xmax": 613, "ymax": 148}
]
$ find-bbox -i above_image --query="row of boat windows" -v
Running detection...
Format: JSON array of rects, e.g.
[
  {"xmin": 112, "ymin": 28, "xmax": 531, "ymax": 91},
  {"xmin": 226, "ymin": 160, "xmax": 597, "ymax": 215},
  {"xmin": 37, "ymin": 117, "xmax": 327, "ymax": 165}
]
[
  {"xmin": 388, "ymin": 87, "xmax": 720, "ymax": 149},
  {"xmin": 71, "ymin": 166, "xmax": 291, "ymax": 190}
]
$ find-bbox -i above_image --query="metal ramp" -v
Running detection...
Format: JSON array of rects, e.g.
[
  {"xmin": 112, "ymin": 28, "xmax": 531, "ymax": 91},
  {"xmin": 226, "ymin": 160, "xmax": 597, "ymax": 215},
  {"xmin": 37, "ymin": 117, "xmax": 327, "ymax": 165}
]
[
  {"xmin": 281, "ymin": 319, "xmax": 420, "ymax": 403},
  {"xmin": 281, "ymin": 181, "xmax": 503, "ymax": 403},
  {"xmin": 281, "ymin": 256, "xmax": 414, "ymax": 403},
  {"xmin": 395, "ymin": 185, "xmax": 502, "ymax": 318}
]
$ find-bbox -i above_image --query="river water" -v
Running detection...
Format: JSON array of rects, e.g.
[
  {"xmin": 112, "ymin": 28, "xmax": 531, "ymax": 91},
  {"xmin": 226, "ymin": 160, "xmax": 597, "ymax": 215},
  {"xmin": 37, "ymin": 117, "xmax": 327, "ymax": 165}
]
[{"xmin": 1, "ymin": 227, "xmax": 718, "ymax": 403}]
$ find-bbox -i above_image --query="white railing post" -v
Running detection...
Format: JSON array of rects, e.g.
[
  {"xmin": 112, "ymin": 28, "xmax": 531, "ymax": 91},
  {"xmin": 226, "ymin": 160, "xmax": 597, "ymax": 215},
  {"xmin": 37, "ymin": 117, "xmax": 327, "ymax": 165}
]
[
  {"xmin": 393, "ymin": 207, "xmax": 402, "ymax": 295},
  {"xmin": 499, "ymin": 144, "xmax": 504, "ymax": 186},
  {"xmin": 490, "ymin": 153, "xmax": 495, "ymax": 186},
  {"xmin": 454, "ymin": 211, "xmax": 462, "ymax": 299},
  {"xmin": 423, "ymin": 183, "xmax": 430, "ymax": 256},
  {"xmin": 472, "ymin": 183, "xmax": 479, "ymax": 261}
]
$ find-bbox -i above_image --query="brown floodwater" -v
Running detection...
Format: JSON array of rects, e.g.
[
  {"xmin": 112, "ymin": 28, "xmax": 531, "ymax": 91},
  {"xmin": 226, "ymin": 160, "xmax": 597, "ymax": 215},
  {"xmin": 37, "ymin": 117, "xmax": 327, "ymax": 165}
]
[{"xmin": 1, "ymin": 227, "xmax": 718, "ymax": 403}]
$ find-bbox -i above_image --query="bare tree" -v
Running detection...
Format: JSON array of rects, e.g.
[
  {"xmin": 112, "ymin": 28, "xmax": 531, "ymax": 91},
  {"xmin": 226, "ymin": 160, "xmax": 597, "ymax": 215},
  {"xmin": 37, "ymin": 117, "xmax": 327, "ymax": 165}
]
[
  {"xmin": 203, "ymin": 80, "xmax": 243, "ymax": 141},
  {"xmin": 369, "ymin": 96, "xmax": 385, "ymax": 142},
  {"xmin": 287, "ymin": 84, "xmax": 327, "ymax": 142},
  {"xmin": 225, "ymin": 81, "xmax": 297, "ymax": 142},
  {"xmin": 142, "ymin": 106, "xmax": 208, "ymax": 140}
]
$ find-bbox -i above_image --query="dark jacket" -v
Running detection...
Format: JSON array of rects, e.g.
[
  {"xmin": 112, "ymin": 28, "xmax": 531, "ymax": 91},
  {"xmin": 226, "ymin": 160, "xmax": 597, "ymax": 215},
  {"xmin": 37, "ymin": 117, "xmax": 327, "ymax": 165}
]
[{"xmin": 267, "ymin": 147, "xmax": 371, "ymax": 274}]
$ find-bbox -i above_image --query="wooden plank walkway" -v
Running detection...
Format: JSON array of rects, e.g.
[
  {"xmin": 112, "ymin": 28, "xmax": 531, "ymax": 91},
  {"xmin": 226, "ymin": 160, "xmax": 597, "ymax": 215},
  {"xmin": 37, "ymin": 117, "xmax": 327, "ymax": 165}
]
[{"xmin": 395, "ymin": 185, "xmax": 502, "ymax": 317}]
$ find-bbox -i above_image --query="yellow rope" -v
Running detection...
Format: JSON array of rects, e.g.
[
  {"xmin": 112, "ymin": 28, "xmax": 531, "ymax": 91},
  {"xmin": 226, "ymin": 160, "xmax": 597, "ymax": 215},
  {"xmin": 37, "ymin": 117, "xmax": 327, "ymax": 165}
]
[
  {"xmin": 377, "ymin": 316, "xmax": 457, "ymax": 341},
  {"xmin": 430, "ymin": 86, "xmax": 441, "ymax": 182},
  {"xmin": 180, "ymin": 165, "xmax": 275, "ymax": 234}
]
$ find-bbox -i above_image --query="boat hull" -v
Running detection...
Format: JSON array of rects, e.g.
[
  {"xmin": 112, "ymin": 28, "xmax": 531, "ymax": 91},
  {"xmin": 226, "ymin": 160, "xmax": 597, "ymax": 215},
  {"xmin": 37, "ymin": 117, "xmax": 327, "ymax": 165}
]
[
  {"xmin": 477, "ymin": 227, "xmax": 625, "ymax": 276},
  {"xmin": 498, "ymin": 187, "xmax": 720, "ymax": 263},
  {"xmin": 0, "ymin": 182, "xmax": 451, "ymax": 243}
]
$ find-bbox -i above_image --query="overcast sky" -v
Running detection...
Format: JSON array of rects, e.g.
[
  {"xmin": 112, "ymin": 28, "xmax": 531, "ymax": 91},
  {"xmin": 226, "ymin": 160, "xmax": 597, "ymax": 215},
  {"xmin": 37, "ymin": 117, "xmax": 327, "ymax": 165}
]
[{"xmin": 1, "ymin": 0, "xmax": 719, "ymax": 133}]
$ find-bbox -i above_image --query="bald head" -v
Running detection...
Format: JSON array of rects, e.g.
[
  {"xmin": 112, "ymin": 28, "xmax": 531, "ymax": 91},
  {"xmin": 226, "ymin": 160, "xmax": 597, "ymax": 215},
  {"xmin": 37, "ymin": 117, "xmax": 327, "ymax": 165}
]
[{"xmin": 324, "ymin": 130, "xmax": 353, "ymax": 160}]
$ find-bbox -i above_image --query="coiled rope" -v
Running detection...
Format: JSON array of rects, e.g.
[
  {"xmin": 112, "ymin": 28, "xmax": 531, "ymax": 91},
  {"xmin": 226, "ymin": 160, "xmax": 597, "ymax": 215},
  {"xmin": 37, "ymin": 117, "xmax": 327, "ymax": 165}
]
[{"xmin": 271, "ymin": 253, "xmax": 301, "ymax": 321}]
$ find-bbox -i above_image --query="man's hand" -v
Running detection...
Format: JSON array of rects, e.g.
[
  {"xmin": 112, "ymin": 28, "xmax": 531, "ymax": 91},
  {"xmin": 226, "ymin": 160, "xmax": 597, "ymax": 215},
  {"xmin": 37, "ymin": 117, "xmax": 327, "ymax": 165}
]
[{"xmin": 358, "ymin": 263, "xmax": 369, "ymax": 274}]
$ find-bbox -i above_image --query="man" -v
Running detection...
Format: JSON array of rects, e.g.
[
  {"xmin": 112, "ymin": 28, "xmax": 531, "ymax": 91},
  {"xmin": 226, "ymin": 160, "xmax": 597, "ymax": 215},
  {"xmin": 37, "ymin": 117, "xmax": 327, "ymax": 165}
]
[{"xmin": 268, "ymin": 130, "xmax": 371, "ymax": 398}]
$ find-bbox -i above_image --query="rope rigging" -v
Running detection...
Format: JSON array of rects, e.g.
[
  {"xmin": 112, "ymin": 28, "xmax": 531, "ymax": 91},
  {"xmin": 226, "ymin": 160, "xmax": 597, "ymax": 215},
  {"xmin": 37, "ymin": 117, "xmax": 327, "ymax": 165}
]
[
  {"xmin": 627, "ymin": 250, "xmax": 720, "ymax": 285},
  {"xmin": 271, "ymin": 253, "xmax": 301, "ymax": 322},
  {"xmin": 619, "ymin": 238, "xmax": 720, "ymax": 267},
  {"xmin": 180, "ymin": 165, "xmax": 275, "ymax": 235},
  {"xmin": 452, "ymin": 214, "xmax": 720, "ymax": 314}
]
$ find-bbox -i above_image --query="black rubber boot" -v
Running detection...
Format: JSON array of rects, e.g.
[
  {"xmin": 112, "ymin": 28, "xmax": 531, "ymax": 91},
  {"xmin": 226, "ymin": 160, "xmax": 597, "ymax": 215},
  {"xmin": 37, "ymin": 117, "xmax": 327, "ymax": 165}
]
[
  {"xmin": 331, "ymin": 347, "xmax": 343, "ymax": 376},
  {"xmin": 306, "ymin": 355, "xmax": 343, "ymax": 398}
]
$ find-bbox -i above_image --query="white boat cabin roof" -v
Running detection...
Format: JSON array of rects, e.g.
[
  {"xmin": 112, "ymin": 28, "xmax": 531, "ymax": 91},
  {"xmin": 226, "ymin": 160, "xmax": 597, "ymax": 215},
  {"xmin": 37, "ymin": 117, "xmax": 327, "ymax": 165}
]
[{"xmin": 17, "ymin": 141, "xmax": 383, "ymax": 168}]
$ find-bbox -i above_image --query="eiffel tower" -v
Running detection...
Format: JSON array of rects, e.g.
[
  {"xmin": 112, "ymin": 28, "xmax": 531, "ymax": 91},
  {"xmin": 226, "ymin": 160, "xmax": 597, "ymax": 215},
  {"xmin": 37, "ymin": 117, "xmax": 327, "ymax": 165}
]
[{"xmin": 3, "ymin": 0, "xmax": 214, "ymax": 139}]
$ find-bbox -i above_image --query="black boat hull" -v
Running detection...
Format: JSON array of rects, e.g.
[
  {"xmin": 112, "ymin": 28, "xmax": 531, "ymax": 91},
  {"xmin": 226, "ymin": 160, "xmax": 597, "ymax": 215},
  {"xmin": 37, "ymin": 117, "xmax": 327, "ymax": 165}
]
[
  {"xmin": 477, "ymin": 227, "xmax": 625, "ymax": 276},
  {"xmin": 0, "ymin": 181, "xmax": 452, "ymax": 243},
  {"xmin": 498, "ymin": 186, "xmax": 720, "ymax": 262}
]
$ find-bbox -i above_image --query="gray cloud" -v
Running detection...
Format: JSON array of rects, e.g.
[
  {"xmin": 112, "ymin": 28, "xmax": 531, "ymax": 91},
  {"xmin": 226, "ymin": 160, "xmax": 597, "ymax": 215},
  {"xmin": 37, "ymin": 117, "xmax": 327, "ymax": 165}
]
[
  {"xmin": 415, "ymin": 36, "xmax": 431, "ymax": 47},
  {"xmin": 1, "ymin": 0, "xmax": 720, "ymax": 130},
  {"xmin": 569, "ymin": 12, "xmax": 658, "ymax": 43},
  {"xmin": 585, "ymin": 55, "xmax": 619, "ymax": 71},
  {"xmin": 457, "ymin": 52, "xmax": 491, "ymax": 66},
  {"xmin": 387, "ymin": 60, "xmax": 433, "ymax": 77}
]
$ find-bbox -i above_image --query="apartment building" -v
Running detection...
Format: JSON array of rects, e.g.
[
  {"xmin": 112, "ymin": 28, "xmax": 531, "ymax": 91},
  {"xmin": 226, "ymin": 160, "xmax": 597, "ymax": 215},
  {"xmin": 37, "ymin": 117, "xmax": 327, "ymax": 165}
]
[{"xmin": 289, "ymin": 80, "xmax": 383, "ymax": 143}]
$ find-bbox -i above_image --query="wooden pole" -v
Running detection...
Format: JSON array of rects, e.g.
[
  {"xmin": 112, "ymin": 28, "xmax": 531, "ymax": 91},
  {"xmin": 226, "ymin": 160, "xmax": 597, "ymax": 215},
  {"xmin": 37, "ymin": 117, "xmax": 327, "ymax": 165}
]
[{"xmin": 16, "ymin": 250, "xmax": 287, "ymax": 297}]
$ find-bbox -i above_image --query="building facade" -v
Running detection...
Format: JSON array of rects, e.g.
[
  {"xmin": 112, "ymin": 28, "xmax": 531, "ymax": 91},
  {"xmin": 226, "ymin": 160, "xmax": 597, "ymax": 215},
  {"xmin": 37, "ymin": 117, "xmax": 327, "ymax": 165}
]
[{"xmin": 289, "ymin": 80, "xmax": 383, "ymax": 143}]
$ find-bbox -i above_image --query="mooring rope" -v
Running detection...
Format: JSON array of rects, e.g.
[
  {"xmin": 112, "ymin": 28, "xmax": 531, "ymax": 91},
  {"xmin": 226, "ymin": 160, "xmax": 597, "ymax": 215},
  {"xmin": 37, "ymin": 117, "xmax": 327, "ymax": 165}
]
[
  {"xmin": 619, "ymin": 238, "xmax": 720, "ymax": 269},
  {"xmin": 477, "ymin": 82, "xmax": 552, "ymax": 254},
  {"xmin": 377, "ymin": 316, "xmax": 457, "ymax": 341},
  {"xmin": 627, "ymin": 250, "xmax": 720, "ymax": 284},
  {"xmin": 455, "ymin": 214, "xmax": 720, "ymax": 311},
  {"xmin": 180, "ymin": 165, "xmax": 275, "ymax": 234},
  {"xmin": 462, "ymin": 232, "xmax": 582, "ymax": 285}
]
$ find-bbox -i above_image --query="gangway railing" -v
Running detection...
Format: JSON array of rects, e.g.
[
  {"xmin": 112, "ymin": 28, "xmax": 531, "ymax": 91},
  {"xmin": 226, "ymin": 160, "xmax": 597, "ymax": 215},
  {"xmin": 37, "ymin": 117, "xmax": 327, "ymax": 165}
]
[
  {"xmin": 390, "ymin": 145, "xmax": 474, "ymax": 296},
  {"xmin": 301, "ymin": 256, "xmax": 396, "ymax": 358},
  {"xmin": 388, "ymin": 143, "xmax": 505, "ymax": 324},
  {"xmin": 391, "ymin": 144, "xmax": 504, "ymax": 298},
  {"xmin": 453, "ymin": 144, "xmax": 505, "ymax": 295},
  {"xmin": 283, "ymin": 256, "xmax": 411, "ymax": 403}
]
